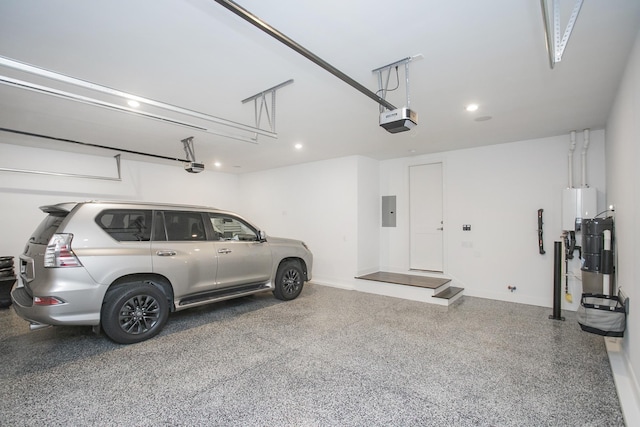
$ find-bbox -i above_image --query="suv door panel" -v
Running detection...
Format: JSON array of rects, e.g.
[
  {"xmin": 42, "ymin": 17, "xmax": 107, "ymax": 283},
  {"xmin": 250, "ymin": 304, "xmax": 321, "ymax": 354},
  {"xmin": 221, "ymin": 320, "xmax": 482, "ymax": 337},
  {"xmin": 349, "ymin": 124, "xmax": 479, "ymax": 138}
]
[
  {"xmin": 214, "ymin": 241, "xmax": 272, "ymax": 288},
  {"xmin": 208, "ymin": 214, "xmax": 272, "ymax": 288},
  {"xmin": 151, "ymin": 211, "xmax": 217, "ymax": 298}
]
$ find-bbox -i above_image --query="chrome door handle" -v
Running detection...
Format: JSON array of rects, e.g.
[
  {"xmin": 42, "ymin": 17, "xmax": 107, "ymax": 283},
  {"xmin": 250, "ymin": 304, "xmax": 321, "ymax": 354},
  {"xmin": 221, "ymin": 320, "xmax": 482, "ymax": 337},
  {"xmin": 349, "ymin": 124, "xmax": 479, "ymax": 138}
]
[
  {"xmin": 217, "ymin": 248, "xmax": 232, "ymax": 254},
  {"xmin": 156, "ymin": 250, "xmax": 176, "ymax": 256}
]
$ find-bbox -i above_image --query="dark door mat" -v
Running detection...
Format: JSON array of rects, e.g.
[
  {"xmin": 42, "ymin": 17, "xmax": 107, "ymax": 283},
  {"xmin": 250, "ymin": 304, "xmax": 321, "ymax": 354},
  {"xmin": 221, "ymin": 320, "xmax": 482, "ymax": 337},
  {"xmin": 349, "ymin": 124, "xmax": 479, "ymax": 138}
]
[{"xmin": 356, "ymin": 271, "xmax": 450, "ymax": 289}]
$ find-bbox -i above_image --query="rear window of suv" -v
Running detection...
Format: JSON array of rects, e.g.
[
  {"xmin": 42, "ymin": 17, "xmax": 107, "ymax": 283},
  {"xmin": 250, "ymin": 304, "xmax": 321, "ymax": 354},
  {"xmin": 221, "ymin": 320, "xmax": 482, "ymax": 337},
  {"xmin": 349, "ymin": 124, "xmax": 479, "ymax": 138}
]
[
  {"xmin": 30, "ymin": 214, "xmax": 67, "ymax": 245},
  {"xmin": 96, "ymin": 210, "xmax": 152, "ymax": 242}
]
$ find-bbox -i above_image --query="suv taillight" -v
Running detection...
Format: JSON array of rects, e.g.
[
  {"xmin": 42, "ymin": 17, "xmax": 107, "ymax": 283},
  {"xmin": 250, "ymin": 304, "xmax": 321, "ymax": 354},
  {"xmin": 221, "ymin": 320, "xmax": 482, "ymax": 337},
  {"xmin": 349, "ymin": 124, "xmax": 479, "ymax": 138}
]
[{"xmin": 44, "ymin": 234, "xmax": 82, "ymax": 268}]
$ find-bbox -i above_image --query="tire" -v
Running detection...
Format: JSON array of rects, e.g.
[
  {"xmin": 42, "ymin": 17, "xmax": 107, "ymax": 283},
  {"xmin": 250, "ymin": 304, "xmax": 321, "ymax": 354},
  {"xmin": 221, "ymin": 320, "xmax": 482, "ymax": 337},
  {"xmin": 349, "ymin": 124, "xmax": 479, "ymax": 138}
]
[
  {"xmin": 0, "ymin": 268, "xmax": 14, "ymax": 278},
  {"xmin": 273, "ymin": 260, "xmax": 304, "ymax": 301},
  {"xmin": 0, "ymin": 259, "xmax": 13, "ymax": 269},
  {"xmin": 101, "ymin": 282, "xmax": 169, "ymax": 344}
]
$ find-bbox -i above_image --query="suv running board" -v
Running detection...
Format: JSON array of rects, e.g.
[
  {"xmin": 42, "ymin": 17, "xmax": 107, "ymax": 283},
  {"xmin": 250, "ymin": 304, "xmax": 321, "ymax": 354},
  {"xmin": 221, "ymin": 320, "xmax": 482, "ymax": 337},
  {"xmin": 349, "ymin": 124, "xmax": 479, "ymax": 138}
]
[{"xmin": 178, "ymin": 283, "xmax": 271, "ymax": 307}]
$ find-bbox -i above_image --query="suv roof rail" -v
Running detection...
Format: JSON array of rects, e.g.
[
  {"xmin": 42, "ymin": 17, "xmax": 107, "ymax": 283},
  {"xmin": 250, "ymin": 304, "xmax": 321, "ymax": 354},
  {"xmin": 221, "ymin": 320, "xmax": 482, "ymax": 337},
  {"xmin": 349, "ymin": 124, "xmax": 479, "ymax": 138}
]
[{"xmin": 81, "ymin": 200, "xmax": 220, "ymax": 210}]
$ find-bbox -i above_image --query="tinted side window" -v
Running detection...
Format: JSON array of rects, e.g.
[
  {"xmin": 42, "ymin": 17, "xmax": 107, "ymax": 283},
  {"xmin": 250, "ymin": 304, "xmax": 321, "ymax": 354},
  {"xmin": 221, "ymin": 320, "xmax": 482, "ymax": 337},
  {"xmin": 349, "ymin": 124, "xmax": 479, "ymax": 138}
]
[
  {"xmin": 95, "ymin": 210, "xmax": 152, "ymax": 242},
  {"xmin": 163, "ymin": 211, "xmax": 206, "ymax": 241},
  {"xmin": 208, "ymin": 214, "xmax": 258, "ymax": 241},
  {"xmin": 30, "ymin": 214, "xmax": 67, "ymax": 244}
]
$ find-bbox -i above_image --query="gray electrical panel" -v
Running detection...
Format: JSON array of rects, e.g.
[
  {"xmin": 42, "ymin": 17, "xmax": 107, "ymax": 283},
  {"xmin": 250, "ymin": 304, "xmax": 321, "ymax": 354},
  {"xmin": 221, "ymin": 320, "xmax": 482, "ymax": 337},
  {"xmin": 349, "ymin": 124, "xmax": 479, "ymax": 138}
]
[{"xmin": 382, "ymin": 196, "xmax": 396, "ymax": 227}]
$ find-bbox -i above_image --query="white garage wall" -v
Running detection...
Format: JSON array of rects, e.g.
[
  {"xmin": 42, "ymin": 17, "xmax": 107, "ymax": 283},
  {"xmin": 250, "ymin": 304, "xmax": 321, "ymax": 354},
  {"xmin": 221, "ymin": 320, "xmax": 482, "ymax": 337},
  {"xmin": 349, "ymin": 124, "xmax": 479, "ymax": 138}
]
[
  {"xmin": 238, "ymin": 156, "xmax": 362, "ymax": 288},
  {"xmin": 238, "ymin": 132, "xmax": 605, "ymax": 310},
  {"xmin": 605, "ymin": 27, "xmax": 640, "ymax": 418},
  {"xmin": 0, "ymin": 142, "xmax": 240, "ymax": 260},
  {"xmin": 379, "ymin": 131, "xmax": 606, "ymax": 309},
  {"xmin": 356, "ymin": 156, "xmax": 380, "ymax": 276}
]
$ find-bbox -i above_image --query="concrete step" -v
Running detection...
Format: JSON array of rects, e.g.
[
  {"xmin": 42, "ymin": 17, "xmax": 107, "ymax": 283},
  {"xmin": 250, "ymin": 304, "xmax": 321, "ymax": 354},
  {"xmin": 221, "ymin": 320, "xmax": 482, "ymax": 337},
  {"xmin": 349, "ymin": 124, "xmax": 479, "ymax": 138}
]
[
  {"xmin": 432, "ymin": 286, "xmax": 464, "ymax": 305},
  {"xmin": 353, "ymin": 271, "xmax": 461, "ymax": 306}
]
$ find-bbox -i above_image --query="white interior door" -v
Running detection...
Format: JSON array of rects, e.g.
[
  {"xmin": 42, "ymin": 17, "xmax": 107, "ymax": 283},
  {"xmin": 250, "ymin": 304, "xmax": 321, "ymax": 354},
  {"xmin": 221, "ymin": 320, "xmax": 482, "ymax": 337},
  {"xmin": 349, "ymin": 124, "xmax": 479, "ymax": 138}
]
[{"xmin": 409, "ymin": 163, "xmax": 444, "ymax": 272}]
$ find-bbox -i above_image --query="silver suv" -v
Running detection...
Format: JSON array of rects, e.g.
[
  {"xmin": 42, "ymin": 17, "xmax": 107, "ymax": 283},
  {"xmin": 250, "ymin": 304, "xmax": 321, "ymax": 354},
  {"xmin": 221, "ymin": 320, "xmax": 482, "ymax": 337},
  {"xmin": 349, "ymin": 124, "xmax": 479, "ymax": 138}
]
[{"xmin": 11, "ymin": 201, "xmax": 312, "ymax": 344}]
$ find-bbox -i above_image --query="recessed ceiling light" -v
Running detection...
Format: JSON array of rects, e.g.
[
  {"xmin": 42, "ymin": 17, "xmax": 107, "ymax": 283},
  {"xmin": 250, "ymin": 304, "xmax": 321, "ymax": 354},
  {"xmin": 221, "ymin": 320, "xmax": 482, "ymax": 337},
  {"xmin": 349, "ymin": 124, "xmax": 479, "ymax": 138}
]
[
  {"xmin": 294, "ymin": 143, "xmax": 303, "ymax": 150},
  {"xmin": 465, "ymin": 103, "xmax": 479, "ymax": 112},
  {"xmin": 127, "ymin": 100, "xmax": 140, "ymax": 108},
  {"xmin": 214, "ymin": 162, "xmax": 221, "ymax": 168}
]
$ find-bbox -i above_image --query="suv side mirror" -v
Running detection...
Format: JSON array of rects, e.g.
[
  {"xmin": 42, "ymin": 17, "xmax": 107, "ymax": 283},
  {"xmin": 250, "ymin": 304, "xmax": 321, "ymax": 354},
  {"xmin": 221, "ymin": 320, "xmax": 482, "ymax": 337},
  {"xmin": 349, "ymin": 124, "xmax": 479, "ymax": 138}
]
[{"xmin": 258, "ymin": 230, "xmax": 267, "ymax": 242}]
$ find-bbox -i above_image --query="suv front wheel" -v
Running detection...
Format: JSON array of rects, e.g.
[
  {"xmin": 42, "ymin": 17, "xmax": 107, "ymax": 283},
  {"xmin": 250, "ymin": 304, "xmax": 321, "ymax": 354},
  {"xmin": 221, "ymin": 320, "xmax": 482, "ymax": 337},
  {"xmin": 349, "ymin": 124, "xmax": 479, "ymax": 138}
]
[
  {"xmin": 273, "ymin": 260, "xmax": 304, "ymax": 301},
  {"xmin": 101, "ymin": 282, "xmax": 169, "ymax": 344}
]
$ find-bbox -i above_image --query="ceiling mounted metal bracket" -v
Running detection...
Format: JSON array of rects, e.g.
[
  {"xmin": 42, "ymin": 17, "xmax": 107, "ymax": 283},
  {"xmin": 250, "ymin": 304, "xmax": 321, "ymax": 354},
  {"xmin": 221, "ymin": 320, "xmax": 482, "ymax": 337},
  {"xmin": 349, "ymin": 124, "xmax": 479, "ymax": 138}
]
[
  {"xmin": 241, "ymin": 79, "xmax": 294, "ymax": 136},
  {"xmin": 181, "ymin": 136, "xmax": 205, "ymax": 173},
  {"xmin": 372, "ymin": 55, "xmax": 420, "ymax": 113},
  {"xmin": 540, "ymin": 0, "xmax": 584, "ymax": 69},
  {"xmin": 182, "ymin": 137, "xmax": 198, "ymax": 162}
]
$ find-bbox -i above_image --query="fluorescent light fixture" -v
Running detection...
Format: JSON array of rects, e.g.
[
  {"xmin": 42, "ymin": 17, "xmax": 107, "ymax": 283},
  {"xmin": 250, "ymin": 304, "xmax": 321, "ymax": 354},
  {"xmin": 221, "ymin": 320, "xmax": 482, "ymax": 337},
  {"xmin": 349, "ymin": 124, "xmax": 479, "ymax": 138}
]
[{"xmin": 127, "ymin": 100, "xmax": 140, "ymax": 108}]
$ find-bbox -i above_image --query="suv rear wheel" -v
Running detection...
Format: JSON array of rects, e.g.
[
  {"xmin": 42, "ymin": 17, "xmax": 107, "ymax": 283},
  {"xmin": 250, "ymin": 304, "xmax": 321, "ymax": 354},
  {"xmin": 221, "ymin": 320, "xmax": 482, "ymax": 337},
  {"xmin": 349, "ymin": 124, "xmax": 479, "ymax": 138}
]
[
  {"xmin": 273, "ymin": 260, "xmax": 304, "ymax": 301},
  {"xmin": 101, "ymin": 282, "xmax": 169, "ymax": 344}
]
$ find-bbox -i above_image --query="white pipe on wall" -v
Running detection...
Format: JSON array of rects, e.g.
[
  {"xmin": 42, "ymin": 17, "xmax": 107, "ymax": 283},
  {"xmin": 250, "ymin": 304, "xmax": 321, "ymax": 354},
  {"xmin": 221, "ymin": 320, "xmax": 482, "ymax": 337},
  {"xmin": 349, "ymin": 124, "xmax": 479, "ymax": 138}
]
[
  {"xmin": 568, "ymin": 130, "xmax": 577, "ymax": 188},
  {"xmin": 581, "ymin": 128, "xmax": 590, "ymax": 187}
]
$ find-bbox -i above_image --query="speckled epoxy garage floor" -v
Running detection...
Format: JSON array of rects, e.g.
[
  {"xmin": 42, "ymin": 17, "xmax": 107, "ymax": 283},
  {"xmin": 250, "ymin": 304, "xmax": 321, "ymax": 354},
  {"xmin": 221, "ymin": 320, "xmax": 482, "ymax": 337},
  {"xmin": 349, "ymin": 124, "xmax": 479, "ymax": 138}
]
[{"xmin": 0, "ymin": 283, "xmax": 624, "ymax": 426}]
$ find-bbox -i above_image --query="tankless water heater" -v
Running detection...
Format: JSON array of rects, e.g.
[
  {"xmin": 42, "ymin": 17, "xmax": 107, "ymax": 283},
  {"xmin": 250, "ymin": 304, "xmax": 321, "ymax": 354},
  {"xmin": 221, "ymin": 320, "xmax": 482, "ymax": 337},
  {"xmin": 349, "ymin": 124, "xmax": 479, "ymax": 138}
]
[{"xmin": 562, "ymin": 187, "xmax": 597, "ymax": 231}]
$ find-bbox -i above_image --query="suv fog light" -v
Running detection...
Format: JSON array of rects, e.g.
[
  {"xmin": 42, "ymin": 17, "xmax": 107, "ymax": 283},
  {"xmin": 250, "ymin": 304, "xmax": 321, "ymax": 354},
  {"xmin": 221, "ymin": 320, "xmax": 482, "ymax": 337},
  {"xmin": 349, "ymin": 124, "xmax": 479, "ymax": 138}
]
[{"xmin": 33, "ymin": 296, "xmax": 65, "ymax": 306}]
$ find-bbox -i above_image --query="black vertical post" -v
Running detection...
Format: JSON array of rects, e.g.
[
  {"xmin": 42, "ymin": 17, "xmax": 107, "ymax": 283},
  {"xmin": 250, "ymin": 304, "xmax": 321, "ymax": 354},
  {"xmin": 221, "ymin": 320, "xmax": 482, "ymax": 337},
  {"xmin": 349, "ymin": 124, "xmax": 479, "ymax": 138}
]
[{"xmin": 549, "ymin": 241, "xmax": 565, "ymax": 321}]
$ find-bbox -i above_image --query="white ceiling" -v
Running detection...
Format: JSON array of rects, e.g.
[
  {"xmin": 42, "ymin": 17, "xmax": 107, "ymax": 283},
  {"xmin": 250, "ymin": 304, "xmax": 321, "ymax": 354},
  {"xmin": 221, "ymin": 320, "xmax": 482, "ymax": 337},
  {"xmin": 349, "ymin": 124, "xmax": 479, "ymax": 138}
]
[{"xmin": 1, "ymin": 0, "xmax": 639, "ymax": 174}]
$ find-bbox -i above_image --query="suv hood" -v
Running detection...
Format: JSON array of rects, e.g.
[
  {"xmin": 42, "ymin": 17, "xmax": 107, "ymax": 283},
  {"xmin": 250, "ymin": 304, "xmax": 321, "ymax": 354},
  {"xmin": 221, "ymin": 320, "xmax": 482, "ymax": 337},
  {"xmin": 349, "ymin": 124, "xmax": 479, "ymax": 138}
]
[{"xmin": 267, "ymin": 235, "xmax": 304, "ymax": 245}]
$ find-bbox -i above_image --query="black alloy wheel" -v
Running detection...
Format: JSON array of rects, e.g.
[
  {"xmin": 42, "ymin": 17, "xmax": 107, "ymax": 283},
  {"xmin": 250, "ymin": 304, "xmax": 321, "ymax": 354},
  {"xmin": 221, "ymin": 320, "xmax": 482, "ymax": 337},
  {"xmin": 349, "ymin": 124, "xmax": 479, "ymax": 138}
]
[
  {"xmin": 101, "ymin": 282, "xmax": 169, "ymax": 344},
  {"xmin": 273, "ymin": 260, "xmax": 304, "ymax": 301}
]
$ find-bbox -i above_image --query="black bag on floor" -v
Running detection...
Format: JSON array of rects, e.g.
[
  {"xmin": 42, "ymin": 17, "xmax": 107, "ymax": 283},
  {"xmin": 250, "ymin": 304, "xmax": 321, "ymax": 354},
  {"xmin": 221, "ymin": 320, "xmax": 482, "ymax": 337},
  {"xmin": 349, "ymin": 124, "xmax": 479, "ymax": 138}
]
[{"xmin": 577, "ymin": 293, "xmax": 626, "ymax": 337}]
